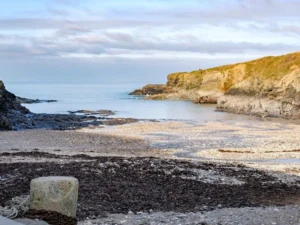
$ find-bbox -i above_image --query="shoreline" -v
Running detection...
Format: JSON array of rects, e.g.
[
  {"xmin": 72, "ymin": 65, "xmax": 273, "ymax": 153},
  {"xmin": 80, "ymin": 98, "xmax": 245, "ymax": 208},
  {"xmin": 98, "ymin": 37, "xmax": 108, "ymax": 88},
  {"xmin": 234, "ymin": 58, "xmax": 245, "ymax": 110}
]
[
  {"xmin": 2, "ymin": 119, "xmax": 300, "ymax": 171},
  {"xmin": 2, "ymin": 81, "xmax": 300, "ymax": 224},
  {"xmin": 1, "ymin": 119, "xmax": 300, "ymax": 224},
  {"xmin": 130, "ymin": 52, "xmax": 300, "ymax": 120}
]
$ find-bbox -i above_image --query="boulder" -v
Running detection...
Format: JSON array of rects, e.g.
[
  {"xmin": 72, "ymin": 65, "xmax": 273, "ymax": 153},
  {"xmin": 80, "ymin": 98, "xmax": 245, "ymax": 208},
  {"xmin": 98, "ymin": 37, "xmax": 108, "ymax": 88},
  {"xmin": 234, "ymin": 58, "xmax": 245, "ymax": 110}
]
[
  {"xmin": 30, "ymin": 177, "xmax": 79, "ymax": 218},
  {"xmin": 193, "ymin": 96, "xmax": 218, "ymax": 104},
  {"xmin": 16, "ymin": 97, "xmax": 57, "ymax": 104},
  {"xmin": 129, "ymin": 84, "xmax": 173, "ymax": 96}
]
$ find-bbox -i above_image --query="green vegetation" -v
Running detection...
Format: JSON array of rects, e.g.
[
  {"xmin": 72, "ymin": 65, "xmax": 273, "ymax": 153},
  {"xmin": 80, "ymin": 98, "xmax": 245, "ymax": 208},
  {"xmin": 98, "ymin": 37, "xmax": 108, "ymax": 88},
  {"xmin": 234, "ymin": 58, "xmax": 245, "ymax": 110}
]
[
  {"xmin": 206, "ymin": 52, "xmax": 300, "ymax": 81},
  {"xmin": 166, "ymin": 52, "xmax": 300, "ymax": 93},
  {"xmin": 222, "ymin": 70, "xmax": 235, "ymax": 92},
  {"xmin": 167, "ymin": 71, "xmax": 203, "ymax": 90},
  {"xmin": 166, "ymin": 72, "xmax": 187, "ymax": 87},
  {"xmin": 243, "ymin": 53, "xmax": 300, "ymax": 80},
  {"xmin": 206, "ymin": 52, "xmax": 298, "ymax": 75},
  {"xmin": 184, "ymin": 71, "xmax": 204, "ymax": 90}
]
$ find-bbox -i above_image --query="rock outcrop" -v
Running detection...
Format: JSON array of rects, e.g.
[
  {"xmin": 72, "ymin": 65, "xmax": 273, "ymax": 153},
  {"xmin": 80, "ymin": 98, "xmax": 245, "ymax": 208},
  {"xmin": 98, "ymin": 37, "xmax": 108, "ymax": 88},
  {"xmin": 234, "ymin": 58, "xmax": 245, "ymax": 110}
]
[
  {"xmin": 130, "ymin": 65, "xmax": 241, "ymax": 102},
  {"xmin": 193, "ymin": 95, "xmax": 218, "ymax": 104},
  {"xmin": 0, "ymin": 81, "xmax": 30, "ymax": 130},
  {"xmin": 129, "ymin": 84, "xmax": 173, "ymax": 96},
  {"xmin": 16, "ymin": 97, "xmax": 57, "ymax": 104},
  {"xmin": 217, "ymin": 53, "xmax": 300, "ymax": 118},
  {"xmin": 131, "ymin": 52, "xmax": 300, "ymax": 118},
  {"xmin": 0, "ymin": 81, "xmax": 137, "ymax": 131}
]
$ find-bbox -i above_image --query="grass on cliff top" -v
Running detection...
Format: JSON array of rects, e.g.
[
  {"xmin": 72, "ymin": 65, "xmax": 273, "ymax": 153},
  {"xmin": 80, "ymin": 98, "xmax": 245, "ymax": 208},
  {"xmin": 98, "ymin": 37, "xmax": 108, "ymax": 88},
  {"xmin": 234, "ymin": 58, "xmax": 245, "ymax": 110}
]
[
  {"xmin": 204, "ymin": 52, "xmax": 300, "ymax": 80},
  {"xmin": 166, "ymin": 52, "xmax": 300, "ymax": 91},
  {"xmin": 167, "ymin": 72, "xmax": 203, "ymax": 90},
  {"xmin": 170, "ymin": 52, "xmax": 300, "ymax": 81}
]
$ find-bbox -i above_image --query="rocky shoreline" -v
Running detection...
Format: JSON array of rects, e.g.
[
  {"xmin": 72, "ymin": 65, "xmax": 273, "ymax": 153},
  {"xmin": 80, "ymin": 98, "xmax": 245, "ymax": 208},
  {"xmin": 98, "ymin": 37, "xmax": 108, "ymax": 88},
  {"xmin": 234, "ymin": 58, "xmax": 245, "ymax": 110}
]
[
  {"xmin": 16, "ymin": 96, "xmax": 57, "ymax": 104},
  {"xmin": 130, "ymin": 52, "xmax": 300, "ymax": 119},
  {"xmin": 0, "ymin": 80, "xmax": 138, "ymax": 131},
  {"xmin": 129, "ymin": 84, "xmax": 173, "ymax": 96},
  {"xmin": 2, "ymin": 60, "xmax": 300, "ymax": 224},
  {"xmin": 217, "ymin": 94, "xmax": 300, "ymax": 119},
  {"xmin": 1, "ymin": 85, "xmax": 300, "ymax": 224},
  {"xmin": 68, "ymin": 110, "xmax": 116, "ymax": 117}
]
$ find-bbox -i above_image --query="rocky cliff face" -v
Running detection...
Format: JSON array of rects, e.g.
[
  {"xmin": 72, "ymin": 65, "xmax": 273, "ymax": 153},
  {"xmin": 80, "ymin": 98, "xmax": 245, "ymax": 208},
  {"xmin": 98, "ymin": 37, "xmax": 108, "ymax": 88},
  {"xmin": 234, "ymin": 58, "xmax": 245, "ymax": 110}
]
[
  {"xmin": 0, "ymin": 81, "xmax": 30, "ymax": 130},
  {"xmin": 217, "ymin": 53, "xmax": 300, "ymax": 118},
  {"xmin": 131, "ymin": 52, "xmax": 300, "ymax": 118},
  {"xmin": 131, "ymin": 62, "xmax": 247, "ymax": 103}
]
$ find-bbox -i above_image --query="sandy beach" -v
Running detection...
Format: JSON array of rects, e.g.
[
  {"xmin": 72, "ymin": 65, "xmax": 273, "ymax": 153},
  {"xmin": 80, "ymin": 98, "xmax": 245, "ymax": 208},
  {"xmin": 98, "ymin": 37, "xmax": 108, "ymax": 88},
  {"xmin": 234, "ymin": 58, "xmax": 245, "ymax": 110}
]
[
  {"xmin": 1, "ymin": 117, "xmax": 300, "ymax": 224},
  {"xmin": 3, "ymin": 0, "xmax": 300, "ymax": 223}
]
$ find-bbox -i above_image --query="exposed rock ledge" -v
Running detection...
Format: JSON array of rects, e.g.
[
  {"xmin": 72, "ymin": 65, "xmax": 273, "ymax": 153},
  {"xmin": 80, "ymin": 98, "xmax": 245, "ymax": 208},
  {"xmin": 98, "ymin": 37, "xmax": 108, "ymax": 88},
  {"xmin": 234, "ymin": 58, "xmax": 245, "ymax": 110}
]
[
  {"xmin": 217, "ymin": 95, "xmax": 300, "ymax": 118},
  {"xmin": 129, "ymin": 84, "xmax": 173, "ymax": 96},
  {"xmin": 16, "ymin": 96, "xmax": 57, "ymax": 104},
  {"xmin": 131, "ymin": 52, "xmax": 300, "ymax": 119}
]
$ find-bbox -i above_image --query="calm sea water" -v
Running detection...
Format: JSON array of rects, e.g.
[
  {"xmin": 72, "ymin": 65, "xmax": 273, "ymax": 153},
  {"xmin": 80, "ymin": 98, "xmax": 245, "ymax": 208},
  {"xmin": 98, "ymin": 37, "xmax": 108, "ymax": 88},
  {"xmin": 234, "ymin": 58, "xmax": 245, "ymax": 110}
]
[{"xmin": 5, "ymin": 82, "xmax": 252, "ymax": 122}]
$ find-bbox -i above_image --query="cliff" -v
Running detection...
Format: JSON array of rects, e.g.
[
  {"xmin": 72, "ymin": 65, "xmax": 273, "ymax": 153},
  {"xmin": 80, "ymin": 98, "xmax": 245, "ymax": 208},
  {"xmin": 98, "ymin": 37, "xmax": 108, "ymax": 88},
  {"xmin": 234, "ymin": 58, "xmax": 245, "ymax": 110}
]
[
  {"xmin": 131, "ymin": 61, "xmax": 247, "ymax": 102},
  {"xmin": 217, "ymin": 53, "xmax": 300, "ymax": 118},
  {"xmin": 131, "ymin": 52, "xmax": 300, "ymax": 118},
  {"xmin": 0, "ymin": 81, "xmax": 30, "ymax": 130}
]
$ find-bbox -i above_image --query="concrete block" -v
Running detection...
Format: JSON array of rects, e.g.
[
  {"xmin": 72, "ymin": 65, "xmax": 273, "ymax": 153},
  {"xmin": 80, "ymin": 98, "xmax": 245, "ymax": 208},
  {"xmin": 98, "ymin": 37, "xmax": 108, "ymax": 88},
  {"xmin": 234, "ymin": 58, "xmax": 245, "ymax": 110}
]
[{"xmin": 30, "ymin": 177, "xmax": 79, "ymax": 218}]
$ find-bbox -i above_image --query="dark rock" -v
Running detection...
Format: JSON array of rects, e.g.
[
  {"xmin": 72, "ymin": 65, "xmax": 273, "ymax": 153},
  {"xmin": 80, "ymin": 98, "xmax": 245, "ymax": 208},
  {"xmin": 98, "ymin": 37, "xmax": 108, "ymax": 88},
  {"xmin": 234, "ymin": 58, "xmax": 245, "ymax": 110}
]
[
  {"xmin": 193, "ymin": 96, "xmax": 218, "ymax": 104},
  {"xmin": 0, "ymin": 81, "xmax": 29, "ymax": 130},
  {"xmin": 130, "ymin": 84, "xmax": 174, "ymax": 96},
  {"xmin": 16, "ymin": 97, "xmax": 57, "ymax": 104},
  {"xmin": 68, "ymin": 110, "xmax": 115, "ymax": 116},
  {"xmin": 0, "ymin": 80, "xmax": 137, "ymax": 131},
  {"xmin": 0, "ymin": 115, "xmax": 11, "ymax": 130},
  {"xmin": 24, "ymin": 210, "xmax": 77, "ymax": 225}
]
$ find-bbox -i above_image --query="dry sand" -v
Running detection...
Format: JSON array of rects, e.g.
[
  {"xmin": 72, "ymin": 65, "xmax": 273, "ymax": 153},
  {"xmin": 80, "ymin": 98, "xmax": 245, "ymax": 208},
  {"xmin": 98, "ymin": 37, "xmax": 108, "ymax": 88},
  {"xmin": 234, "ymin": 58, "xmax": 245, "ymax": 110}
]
[{"xmin": 2, "ymin": 118, "xmax": 300, "ymax": 173}]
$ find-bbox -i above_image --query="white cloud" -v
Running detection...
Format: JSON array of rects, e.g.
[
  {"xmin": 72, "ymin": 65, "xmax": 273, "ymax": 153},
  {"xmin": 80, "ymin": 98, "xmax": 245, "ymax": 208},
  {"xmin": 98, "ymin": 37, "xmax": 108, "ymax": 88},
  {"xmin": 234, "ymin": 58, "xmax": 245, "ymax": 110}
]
[{"xmin": 1, "ymin": 0, "xmax": 300, "ymax": 82}]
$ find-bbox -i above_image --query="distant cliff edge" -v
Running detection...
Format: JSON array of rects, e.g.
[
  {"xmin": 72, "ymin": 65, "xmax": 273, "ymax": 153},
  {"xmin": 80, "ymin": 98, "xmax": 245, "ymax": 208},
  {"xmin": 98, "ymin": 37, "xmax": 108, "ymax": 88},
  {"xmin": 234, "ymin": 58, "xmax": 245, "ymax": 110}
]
[{"xmin": 130, "ymin": 52, "xmax": 300, "ymax": 119}]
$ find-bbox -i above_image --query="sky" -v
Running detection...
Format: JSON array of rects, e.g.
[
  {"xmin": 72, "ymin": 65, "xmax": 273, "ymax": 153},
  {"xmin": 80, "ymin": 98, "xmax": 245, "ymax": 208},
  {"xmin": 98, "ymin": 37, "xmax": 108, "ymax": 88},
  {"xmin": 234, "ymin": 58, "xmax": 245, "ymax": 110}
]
[{"xmin": 1, "ymin": 0, "xmax": 300, "ymax": 83}]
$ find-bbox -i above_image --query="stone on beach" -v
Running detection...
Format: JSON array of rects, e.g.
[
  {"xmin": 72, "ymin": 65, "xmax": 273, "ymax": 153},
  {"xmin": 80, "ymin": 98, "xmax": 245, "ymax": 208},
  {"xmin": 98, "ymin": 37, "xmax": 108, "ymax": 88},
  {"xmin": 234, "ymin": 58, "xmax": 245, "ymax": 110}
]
[
  {"xmin": 30, "ymin": 177, "xmax": 79, "ymax": 218},
  {"xmin": 15, "ymin": 218, "xmax": 49, "ymax": 225},
  {"xmin": 0, "ymin": 216, "xmax": 24, "ymax": 225}
]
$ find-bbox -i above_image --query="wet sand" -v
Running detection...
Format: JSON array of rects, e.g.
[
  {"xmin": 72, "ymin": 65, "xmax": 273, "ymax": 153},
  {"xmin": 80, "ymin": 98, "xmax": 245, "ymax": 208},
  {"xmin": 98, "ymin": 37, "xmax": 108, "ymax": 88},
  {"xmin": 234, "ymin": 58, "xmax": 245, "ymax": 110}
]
[
  {"xmin": 2, "ymin": 119, "xmax": 300, "ymax": 174},
  {"xmin": 79, "ymin": 119, "xmax": 300, "ymax": 173},
  {"xmin": 0, "ymin": 129, "xmax": 162, "ymax": 158}
]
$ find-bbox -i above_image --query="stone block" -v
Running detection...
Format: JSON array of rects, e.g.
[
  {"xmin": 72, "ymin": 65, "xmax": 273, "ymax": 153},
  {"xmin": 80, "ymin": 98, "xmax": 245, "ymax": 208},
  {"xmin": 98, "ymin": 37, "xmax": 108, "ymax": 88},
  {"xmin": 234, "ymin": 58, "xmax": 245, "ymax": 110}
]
[
  {"xmin": 15, "ymin": 218, "xmax": 49, "ymax": 225},
  {"xmin": 30, "ymin": 177, "xmax": 79, "ymax": 218},
  {"xmin": 0, "ymin": 216, "xmax": 23, "ymax": 225}
]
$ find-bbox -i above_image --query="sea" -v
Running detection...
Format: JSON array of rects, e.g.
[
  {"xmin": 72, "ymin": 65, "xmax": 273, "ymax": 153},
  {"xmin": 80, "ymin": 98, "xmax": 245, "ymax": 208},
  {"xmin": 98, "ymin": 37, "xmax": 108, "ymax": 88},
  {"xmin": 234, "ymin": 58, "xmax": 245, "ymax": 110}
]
[{"xmin": 5, "ymin": 82, "xmax": 254, "ymax": 122}]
